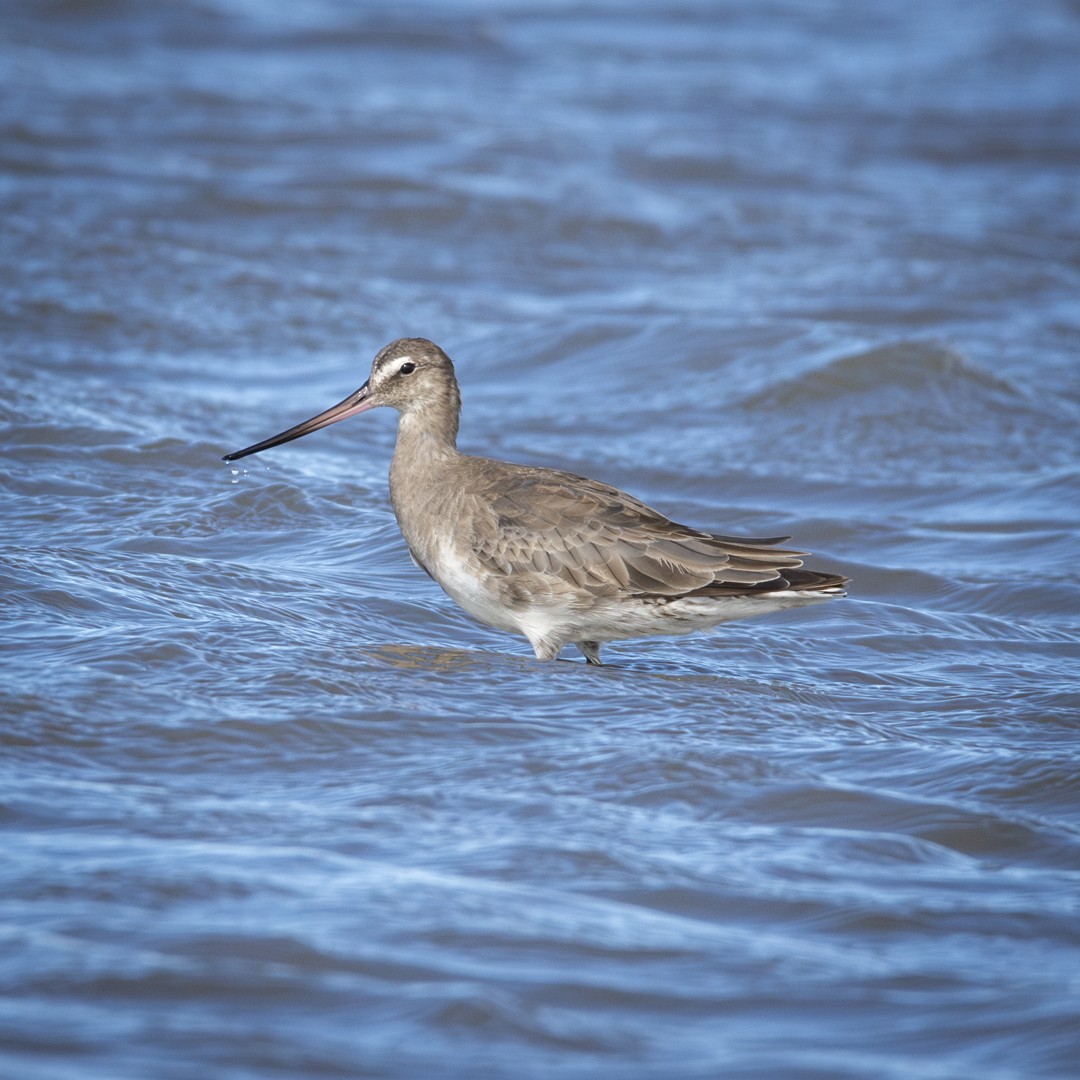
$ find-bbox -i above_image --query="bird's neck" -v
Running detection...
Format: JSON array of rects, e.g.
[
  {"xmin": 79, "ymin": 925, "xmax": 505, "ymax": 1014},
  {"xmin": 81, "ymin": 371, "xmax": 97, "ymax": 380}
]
[
  {"xmin": 390, "ymin": 403, "xmax": 461, "ymax": 491},
  {"xmin": 389, "ymin": 405, "xmax": 462, "ymax": 559},
  {"xmin": 396, "ymin": 398, "xmax": 459, "ymax": 453}
]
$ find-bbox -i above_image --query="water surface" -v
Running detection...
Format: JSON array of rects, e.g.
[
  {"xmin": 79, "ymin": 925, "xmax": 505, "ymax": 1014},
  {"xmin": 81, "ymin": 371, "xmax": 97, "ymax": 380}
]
[{"xmin": 2, "ymin": 1, "xmax": 1079, "ymax": 1077}]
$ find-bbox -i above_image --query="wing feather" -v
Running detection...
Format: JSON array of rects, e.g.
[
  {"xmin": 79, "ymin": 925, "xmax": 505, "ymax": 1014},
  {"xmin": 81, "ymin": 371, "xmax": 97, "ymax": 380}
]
[{"xmin": 465, "ymin": 461, "xmax": 806, "ymax": 598}]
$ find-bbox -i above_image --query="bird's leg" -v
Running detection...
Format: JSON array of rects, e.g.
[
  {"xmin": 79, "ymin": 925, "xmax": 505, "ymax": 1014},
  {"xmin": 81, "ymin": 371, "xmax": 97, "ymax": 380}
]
[{"xmin": 576, "ymin": 641, "xmax": 603, "ymax": 665}]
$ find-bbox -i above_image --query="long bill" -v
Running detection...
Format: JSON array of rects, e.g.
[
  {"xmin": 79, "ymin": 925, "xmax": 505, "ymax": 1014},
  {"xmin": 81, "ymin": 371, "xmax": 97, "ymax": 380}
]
[{"xmin": 222, "ymin": 382, "xmax": 376, "ymax": 462}]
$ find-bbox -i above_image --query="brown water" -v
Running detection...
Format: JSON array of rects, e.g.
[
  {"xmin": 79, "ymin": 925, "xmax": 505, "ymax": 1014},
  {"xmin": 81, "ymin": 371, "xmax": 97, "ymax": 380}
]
[{"xmin": 3, "ymin": 2, "xmax": 1079, "ymax": 1078}]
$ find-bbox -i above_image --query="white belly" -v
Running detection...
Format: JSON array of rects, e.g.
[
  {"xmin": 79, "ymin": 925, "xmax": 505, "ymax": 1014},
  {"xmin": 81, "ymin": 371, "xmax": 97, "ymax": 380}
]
[{"xmin": 426, "ymin": 539, "xmax": 835, "ymax": 652}]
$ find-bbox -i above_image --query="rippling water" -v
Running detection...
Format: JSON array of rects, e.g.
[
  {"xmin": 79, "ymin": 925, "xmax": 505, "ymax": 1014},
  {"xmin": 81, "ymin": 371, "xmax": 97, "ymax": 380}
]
[{"xmin": 3, "ymin": 1, "xmax": 1080, "ymax": 1077}]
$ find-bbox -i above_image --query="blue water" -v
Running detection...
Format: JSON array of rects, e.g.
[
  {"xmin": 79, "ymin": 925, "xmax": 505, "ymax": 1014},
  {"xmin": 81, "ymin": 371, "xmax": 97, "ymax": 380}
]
[{"xmin": 3, "ymin": 1, "xmax": 1080, "ymax": 1077}]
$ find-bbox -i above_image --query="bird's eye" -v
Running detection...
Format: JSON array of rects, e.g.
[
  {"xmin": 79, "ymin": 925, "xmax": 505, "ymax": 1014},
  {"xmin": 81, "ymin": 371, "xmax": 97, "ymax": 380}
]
[{"xmin": 398, "ymin": 361, "xmax": 417, "ymax": 376}]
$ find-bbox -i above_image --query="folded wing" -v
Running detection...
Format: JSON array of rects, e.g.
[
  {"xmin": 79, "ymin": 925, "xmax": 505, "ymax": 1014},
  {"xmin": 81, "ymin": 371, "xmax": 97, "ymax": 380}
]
[{"xmin": 466, "ymin": 464, "xmax": 808, "ymax": 597}]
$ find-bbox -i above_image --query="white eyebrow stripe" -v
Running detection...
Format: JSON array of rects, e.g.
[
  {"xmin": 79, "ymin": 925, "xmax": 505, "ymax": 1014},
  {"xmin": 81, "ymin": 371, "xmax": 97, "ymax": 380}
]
[{"xmin": 375, "ymin": 353, "xmax": 414, "ymax": 375}]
